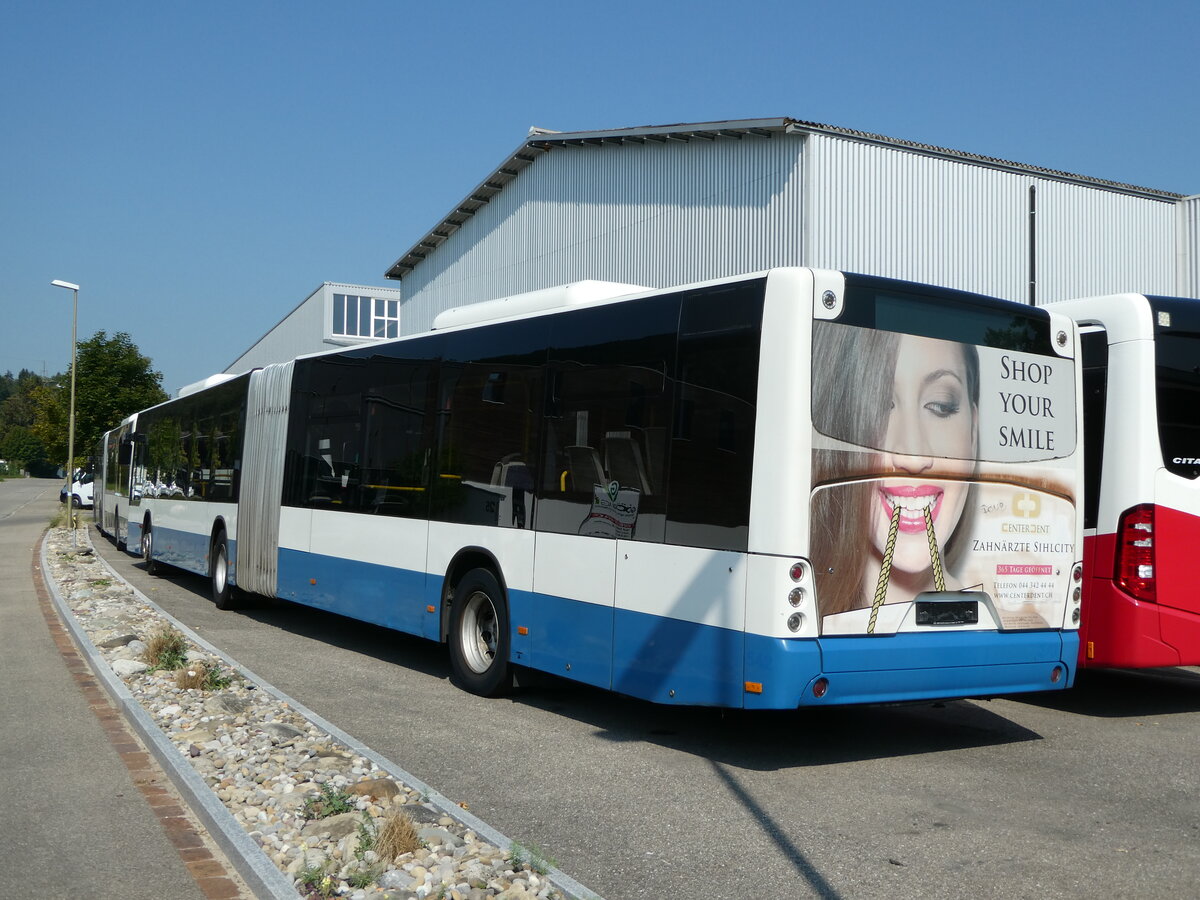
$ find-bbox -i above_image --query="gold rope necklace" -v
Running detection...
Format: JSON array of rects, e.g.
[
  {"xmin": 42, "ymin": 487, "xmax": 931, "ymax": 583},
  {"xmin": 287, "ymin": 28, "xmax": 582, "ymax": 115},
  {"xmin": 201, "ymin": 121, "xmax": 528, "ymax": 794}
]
[{"xmin": 867, "ymin": 504, "xmax": 945, "ymax": 634}]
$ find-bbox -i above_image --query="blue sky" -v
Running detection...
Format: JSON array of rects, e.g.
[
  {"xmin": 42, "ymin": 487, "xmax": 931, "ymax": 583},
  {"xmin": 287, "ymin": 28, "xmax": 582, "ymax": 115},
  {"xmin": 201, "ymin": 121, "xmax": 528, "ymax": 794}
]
[{"xmin": 3, "ymin": 1, "xmax": 1197, "ymax": 395}]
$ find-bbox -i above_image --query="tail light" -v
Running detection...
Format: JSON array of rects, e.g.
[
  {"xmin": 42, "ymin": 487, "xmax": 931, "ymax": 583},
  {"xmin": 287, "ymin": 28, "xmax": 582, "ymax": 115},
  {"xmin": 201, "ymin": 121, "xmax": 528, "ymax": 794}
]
[{"xmin": 1114, "ymin": 504, "xmax": 1155, "ymax": 602}]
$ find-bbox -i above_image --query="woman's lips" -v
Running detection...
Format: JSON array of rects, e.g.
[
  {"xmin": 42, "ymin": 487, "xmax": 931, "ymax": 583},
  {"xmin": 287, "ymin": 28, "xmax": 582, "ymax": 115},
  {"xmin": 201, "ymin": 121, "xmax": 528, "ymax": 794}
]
[{"xmin": 878, "ymin": 484, "xmax": 944, "ymax": 534}]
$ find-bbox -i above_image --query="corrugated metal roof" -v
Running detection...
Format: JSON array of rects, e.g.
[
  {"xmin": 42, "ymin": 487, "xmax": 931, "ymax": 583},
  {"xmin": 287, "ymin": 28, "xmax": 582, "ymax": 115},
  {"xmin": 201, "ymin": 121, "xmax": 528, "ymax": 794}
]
[{"xmin": 384, "ymin": 117, "xmax": 1185, "ymax": 280}]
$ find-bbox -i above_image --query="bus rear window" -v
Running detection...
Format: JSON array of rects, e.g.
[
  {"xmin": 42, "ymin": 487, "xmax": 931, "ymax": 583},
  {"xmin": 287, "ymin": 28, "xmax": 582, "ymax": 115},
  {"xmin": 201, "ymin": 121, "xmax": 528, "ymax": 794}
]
[{"xmin": 1154, "ymin": 332, "xmax": 1200, "ymax": 479}]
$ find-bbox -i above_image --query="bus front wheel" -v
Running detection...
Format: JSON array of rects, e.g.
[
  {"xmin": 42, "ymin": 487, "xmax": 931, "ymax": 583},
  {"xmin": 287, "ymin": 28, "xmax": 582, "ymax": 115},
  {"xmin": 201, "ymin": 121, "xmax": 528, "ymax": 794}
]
[
  {"xmin": 211, "ymin": 531, "xmax": 238, "ymax": 610},
  {"xmin": 448, "ymin": 568, "xmax": 512, "ymax": 697}
]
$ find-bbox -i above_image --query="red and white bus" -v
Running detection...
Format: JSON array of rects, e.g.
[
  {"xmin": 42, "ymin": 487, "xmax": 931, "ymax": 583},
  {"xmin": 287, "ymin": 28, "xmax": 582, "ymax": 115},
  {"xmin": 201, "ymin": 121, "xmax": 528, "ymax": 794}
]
[{"xmin": 1051, "ymin": 292, "xmax": 1200, "ymax": 668}]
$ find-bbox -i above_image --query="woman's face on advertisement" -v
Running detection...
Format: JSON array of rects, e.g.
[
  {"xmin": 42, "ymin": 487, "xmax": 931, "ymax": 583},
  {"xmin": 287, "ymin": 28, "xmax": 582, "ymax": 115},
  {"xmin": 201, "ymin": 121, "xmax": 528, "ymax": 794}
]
[{"xmin": 871, "ymin": 334, "xmax": 976, "ymax": 573}]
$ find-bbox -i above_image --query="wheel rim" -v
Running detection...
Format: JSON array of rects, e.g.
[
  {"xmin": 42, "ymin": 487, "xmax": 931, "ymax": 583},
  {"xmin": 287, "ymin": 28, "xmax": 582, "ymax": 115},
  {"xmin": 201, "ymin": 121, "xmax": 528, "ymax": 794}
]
[
  {"xmin": 142, "ymin": 528, "xmax": 152, "ymax": 561},
  {"xmin": 214, "ymin": 546, "xmax": 227, "ymax": 594},
  {"xmin": 459, "ymin": 590, "xmax": 498, "ymax": 674}
]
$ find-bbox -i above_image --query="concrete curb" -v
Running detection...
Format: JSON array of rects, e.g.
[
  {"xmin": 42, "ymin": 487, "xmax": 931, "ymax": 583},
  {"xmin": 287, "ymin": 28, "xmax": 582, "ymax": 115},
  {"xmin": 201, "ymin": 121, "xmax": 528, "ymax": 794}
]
[{"xmin": 46, "ymin": 525, "xmax": 602, "ymax": 900}]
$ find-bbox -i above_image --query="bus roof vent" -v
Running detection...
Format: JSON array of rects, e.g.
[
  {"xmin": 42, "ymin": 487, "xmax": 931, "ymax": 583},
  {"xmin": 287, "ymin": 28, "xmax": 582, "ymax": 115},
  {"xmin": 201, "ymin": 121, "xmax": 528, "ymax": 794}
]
[
  {"xmin": 431, "ymin": 281, "xmax": 649, "ymax": 330},
  {"xmin": 175, "ymin": 373, "xmax": 240, "ymax": 399}
]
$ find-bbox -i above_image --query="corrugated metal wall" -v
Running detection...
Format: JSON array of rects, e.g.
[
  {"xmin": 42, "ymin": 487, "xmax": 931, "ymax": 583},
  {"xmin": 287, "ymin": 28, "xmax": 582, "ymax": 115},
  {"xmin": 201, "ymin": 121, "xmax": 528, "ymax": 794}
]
[
  {"xmin": 805, "ymin": 135, "xmax": 1030, "ymax": 301},
  {"xmin": 806, "ymin": 134, "xmax": 1178, "ymax": 305},
  {"xmin": 398, "ymin": 133, "xmax": 1190, "ymax": 329},
  {"xmin": 226, "ymin": 290, "xmax": 328, "ymax": 374},
  {"xmin": 1181, "ymin": 196, "xmax": 1200, "ymax": 298},
  {"xmin": 1035, "ymin": 179, "xmax": 1176, "ymax": 302},
  {"xmin": 400, "ymin": 134, "xmax": 807, "ymax": 332}
]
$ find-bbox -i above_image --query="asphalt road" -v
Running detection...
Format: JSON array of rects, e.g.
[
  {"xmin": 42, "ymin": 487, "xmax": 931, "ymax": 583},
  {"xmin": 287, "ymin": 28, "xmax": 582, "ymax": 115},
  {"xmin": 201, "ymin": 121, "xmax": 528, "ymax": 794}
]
[{"xmin": 90, "ymin": 521, "xmax": 1200, "ymax": 900}]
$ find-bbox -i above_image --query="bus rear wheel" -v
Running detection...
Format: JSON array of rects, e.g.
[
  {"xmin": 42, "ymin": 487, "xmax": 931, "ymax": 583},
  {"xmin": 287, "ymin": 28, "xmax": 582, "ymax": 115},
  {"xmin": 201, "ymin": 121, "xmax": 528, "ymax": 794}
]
[
  {"xmin": 142, "ymin": 519, "xmax": 161, "ymax": 576},
  {"xmin": 449, "ymin": 568, "xmax": 512, "ymax": 697},
  {"xmin": 211, "ymin": 530, "xmax": 238, "ymax": 610}
]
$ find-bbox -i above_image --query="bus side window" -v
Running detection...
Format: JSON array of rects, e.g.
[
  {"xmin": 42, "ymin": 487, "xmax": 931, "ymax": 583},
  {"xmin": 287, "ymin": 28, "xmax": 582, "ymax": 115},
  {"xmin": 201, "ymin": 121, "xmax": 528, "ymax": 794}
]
[
  {"xmin": 434, "ymin": 319, "xmax": 544, "ymax": 529},
  {"xmin": 300, "ymin": 358, "xmax": 366, "ymax": 510},
  {"xmin": 1080, "ymin": 329, "xmax": 1108, "ymax": 531},
  {"xmin": 664, "ymin": 281, "xmax": 764, "ymax": 552},
  {"xmin": 540, "ymin": 295, "xmax": 679, "ymax": 542},
  {"xmin": 361, "ymin": 359, "xmax": 434, "ymax": 519}
]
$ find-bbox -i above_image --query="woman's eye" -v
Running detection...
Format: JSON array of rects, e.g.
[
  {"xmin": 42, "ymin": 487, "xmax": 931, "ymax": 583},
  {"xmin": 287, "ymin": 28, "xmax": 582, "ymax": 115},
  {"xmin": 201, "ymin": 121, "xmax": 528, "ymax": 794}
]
[{"xmin": 924, "ymin": 400, "xmax": 961, "ymax": 418}]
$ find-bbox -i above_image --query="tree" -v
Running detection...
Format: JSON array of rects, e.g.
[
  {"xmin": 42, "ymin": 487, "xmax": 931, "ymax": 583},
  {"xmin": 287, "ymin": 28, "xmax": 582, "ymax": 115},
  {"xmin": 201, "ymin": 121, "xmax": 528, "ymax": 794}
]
[
  {"xmin": 31, "ymin": 331, "xmax": 168, "ymax": 468},
  {"xmin": 0, "ymin": 370, "xmax": 51, "ymax": 473}
]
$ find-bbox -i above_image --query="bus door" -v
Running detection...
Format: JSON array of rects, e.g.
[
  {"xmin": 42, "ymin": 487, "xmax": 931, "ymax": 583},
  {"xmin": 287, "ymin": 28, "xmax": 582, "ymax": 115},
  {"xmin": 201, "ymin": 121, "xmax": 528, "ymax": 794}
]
[
  {"xmin": 112, "ymin": 425, "xmax": 139, "ymax": 549},
  {"xmin": 530, "ymin": 387, "xmax": 618, "ymax": 691}
]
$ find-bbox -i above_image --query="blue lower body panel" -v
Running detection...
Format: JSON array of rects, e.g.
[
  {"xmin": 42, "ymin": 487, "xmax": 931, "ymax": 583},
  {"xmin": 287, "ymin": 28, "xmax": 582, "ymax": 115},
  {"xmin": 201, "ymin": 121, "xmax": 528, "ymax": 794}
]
[
  {"xmin": 150, "ymin": 524, "xmax": 215, "ymax": 577},
  {"xmin": 511, "ymin": 590, "xmax": 614, "ymax": 690},
  {"xmin": 243, "ymin": 547, "xmax": 1080, "ymax": 709},
  {"xmin": 745, "ymin": 630, "xmax": 1077, "ymax": 708},
  {"xmin": 611, "ymin": 607, "xmax": 745, "ymax": 706},
  {"xmin": 277, "ymin": 548, "xmax": 427, "ymax": 636}
]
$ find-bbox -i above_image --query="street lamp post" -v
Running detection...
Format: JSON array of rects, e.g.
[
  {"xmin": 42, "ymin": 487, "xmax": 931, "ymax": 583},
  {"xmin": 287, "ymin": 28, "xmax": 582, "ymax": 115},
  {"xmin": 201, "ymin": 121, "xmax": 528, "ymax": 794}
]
[{"xmin": 51, "ymin": 279, "xmax": 79, "ymax": 547}]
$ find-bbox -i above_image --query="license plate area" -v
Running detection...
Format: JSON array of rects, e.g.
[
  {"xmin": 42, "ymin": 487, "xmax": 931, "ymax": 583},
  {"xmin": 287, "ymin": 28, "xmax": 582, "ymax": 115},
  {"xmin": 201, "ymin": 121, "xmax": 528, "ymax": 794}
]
[{"xmin": 915, "ymin": 598, "xmax": 979, "ymax": 627}]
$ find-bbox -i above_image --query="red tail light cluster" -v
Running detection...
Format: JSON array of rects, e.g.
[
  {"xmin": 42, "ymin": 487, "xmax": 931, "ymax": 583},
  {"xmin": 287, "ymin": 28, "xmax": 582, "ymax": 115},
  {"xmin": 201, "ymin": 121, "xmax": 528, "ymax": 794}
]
[{"xmin": 1114, "ymin": 504, "xmax": 1156, "ymax": 602}]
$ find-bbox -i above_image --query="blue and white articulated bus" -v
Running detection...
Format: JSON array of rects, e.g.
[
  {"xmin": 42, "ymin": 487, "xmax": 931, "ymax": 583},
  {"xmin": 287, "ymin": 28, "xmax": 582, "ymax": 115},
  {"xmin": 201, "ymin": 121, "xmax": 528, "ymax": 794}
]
[{"xmin": 95, "ymin": 268, "xmax": 1083, "ymax": 707}]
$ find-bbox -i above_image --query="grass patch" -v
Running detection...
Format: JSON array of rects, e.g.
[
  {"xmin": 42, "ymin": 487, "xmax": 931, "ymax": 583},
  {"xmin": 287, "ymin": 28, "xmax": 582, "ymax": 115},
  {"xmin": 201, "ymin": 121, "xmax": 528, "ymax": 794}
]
[
  {"xmin": 301, "ymin": 783, "xmax": 356, "ymax": 821},
  {"xmin": 296, "ymin": 858, "xmax": 335, "ymax": 899},
  {"xmin": 374, "ymin": 810, "xmax": 423, "ymax": 860},
  {"xmin": 142, "ymin": 626, "xmax": 189, "ymax": 671},
  {"xmin": 174, "ymin": 661, "xmax": 233, "ymax": 691},
  {"xmin": 509, "ymin": 840, "xmax": 556, "ymax": 875}
]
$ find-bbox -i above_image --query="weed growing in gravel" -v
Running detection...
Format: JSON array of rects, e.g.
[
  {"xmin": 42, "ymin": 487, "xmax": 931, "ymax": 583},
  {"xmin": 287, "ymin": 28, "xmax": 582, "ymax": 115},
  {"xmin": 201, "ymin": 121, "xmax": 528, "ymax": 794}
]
[
  {"xmin": 203, "ymin": 664, "xmax": 233, "ymax": 690},
  {"xmin": 143, "ymin": 626, "xmax": 189, "ymax": 671},
  {"xmin": 301, "ymin": 783, "xmax": 355, "ymax": 821},
  {"xmin": 89, "ymin": 578, "xmax": 112, "ymax": 588},
  {"xmin": 175, "ymin": 665, "xmax": 206, "ymax": 690},
  {"xmin": 173, "ymin": 661, "xmax": 233, "ymax": 691},
  {"xmin": 296, "ymin": 858, "xmax": 335, "ymax": 899},
  {"xmin": 509, "ymin": 840, "xmax": 556, "ymax": 875},
  {"xmin": 354, "ymin": 812, "xmax": 376, "ymax": 860},
  {"xmin": 346, "ymin": 866, "xmax": 381, "ymax": 890},
  {"xmin": 374, "ymin": 810, "xmax": 423, "ymax": 860}
]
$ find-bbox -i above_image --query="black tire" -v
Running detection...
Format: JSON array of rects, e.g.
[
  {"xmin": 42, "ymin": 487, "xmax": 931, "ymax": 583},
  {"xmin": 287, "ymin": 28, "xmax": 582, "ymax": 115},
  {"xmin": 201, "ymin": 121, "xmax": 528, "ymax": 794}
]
[
  {"xmin": 141, "ymin": 519, "xmax": 161, "ymax": 576},
  {"xmin": 71, "ymin": 494, "xmax": 81, "ymax": 508},
  {"xmin": 448, "ymin": 568, "xmax": 512, "ymax": 697},
  {"xmin": 211, "ymin": 530, "xmax": 238, "ymax": 610}
]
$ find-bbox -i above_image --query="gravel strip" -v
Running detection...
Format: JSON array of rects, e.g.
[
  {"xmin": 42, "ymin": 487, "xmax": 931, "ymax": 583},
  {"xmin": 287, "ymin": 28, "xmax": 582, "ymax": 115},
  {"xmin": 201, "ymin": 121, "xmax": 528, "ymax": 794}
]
[{"xmin": 42, "ymin": 523, "xmax": 599, "ymax": 900}]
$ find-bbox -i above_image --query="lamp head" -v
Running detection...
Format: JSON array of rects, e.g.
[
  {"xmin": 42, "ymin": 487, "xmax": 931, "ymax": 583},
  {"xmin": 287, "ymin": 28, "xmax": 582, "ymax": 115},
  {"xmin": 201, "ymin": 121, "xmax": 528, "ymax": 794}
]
[{"xmin": 51, "ymin": 279, "xmax": 80, "ymax": 291}]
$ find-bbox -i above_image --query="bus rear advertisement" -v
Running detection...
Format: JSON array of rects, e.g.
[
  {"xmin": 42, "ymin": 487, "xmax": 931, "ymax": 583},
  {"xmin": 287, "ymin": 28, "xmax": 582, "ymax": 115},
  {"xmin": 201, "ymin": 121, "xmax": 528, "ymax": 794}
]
[{"xmin": 94, "ymin": 268, "xmax": 1083, "ymax": 708}]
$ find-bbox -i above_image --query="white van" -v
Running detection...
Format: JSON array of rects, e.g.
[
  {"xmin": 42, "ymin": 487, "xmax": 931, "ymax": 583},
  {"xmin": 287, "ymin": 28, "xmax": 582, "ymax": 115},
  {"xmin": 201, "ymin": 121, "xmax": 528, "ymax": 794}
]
[{"xmin": 70, "ymin": 472, "xmax": 94, "ymax": 508}]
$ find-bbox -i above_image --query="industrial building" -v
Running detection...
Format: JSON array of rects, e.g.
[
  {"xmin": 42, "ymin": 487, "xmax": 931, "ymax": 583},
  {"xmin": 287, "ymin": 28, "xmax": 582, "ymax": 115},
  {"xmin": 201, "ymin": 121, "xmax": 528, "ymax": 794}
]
[
  {"xmin": 224, "ymin": 281, "xmax": 402, "ymax": 376},
  {"xmin": 231, "ymin": 117, "xmax": 1199, "ymax": 370}
]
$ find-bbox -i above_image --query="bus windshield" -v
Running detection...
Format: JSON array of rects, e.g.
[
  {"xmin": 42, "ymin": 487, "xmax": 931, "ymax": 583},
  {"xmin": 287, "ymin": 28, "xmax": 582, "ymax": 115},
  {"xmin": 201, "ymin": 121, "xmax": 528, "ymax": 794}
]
[
  {"xmin": 1148, "ymin": 296, "xmax": 1200, "ymax": 479},
  {"xmin": 1154, "ymin": 331, "xmax": 1200, "ymax": 479}
]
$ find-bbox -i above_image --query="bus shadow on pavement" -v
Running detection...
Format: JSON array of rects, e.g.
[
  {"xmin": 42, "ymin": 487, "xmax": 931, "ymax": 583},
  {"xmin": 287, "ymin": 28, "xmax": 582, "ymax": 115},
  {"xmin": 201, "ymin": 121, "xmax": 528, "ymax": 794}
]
[
  {"xmin": 1008, "ymin": 666, "xmax": 1200, "ymax": 718},
  {"xmin": 509, "ymin": 673, "xmax": 1043, "ymax": 771},
  {"xmin": 127, "ymin": 557, "xmax": 455, "ymax": 682}
]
